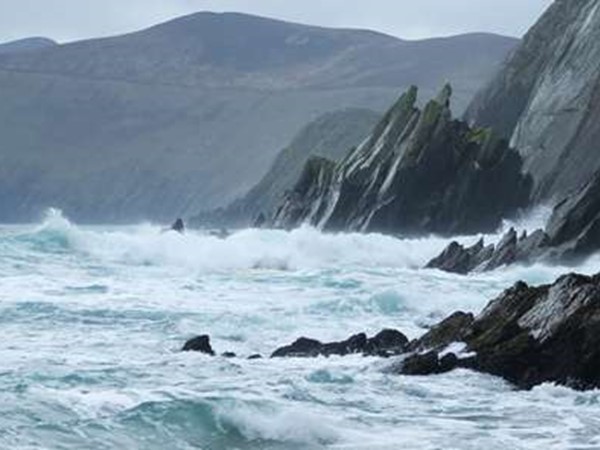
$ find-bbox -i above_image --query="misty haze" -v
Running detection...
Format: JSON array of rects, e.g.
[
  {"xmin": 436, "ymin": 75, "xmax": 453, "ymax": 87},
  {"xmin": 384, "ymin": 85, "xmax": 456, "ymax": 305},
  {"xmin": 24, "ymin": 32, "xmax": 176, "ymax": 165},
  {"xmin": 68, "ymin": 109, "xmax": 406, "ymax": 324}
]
[{"xmin": 2, "ymin": 1, "xmax": 600, "ymax": 449}]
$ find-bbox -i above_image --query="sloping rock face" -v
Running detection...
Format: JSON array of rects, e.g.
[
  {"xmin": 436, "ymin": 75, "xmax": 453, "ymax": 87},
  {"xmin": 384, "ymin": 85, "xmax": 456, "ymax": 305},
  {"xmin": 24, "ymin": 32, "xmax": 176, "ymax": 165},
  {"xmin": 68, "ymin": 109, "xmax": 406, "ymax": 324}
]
[
  {"xmin": 272, "ymin": 85, "xmax": 532, "ymax": 235},
  {"xmin": 191, "ymin": 108, "xmax": 379, "ymax": 228},
  {"xmin": 396, "ymin": 273, "xmax": 600, "ymax": 390},
  {"xmin": 465, "ymin": 0, "xmax": 600, "ymax": 201},
  {"xmin": 428, "ymin": 172, "xmax": 600, "ymax": 274}
]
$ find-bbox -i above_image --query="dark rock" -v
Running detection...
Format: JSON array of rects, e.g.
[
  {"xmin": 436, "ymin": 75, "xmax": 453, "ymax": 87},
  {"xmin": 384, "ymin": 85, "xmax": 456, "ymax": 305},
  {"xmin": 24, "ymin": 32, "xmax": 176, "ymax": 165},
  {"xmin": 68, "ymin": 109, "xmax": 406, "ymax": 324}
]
[
  {"xmin": 182, "ymin": 335, "xmax": 215, "ymax": 355},
  {"xmin": 222, "ymin": 352, "xmax": 236, "ymax": 358},
  {"xmin": 484, "ymin": 227, "xmax": 517, "ymax": 270},
  {"xmin": 171, "ymin": 218, "xmax": 185, "ymax": 233},
  {"xmin": 427, "ymin": 173, "xmax": 600, "ymax": 274},
  {"xmin": 401, "ymin": 272, "xmax": 600, "ymax": 390},
  {"xmin": 399, "ymin": 351, "xmax": 441, "ymax": 375},
  {"xmin": 271, "ymin": 329, "xmax": 408, "ymax": 358},
  {"xmin": 247, "ymin": 354, "xmax": 263, "ymax": 360},
  {"xmin": 271, "ymin": 85, "xmax": 531, "ymax": 236},
  {"xmin": 426, "ymin": 239, "xmax": 493, "ymax": 274},
  {"xmin": 439, "ymin": 353, "xmax": 460, "ymax": 373},
  {"xmin": 365, "ymin": 329, "xmax": 409, "ymax": 356},
  {"xmin": 271, "ymin": 337, "xmax": 323, "ymax": 358},
  {"xmin": 516, "ymin": 229, "xmax": 549, "ymax": 260},
  {"xmin": 409, "ymin": 311, "xmax": 474, "ymax": 352}
]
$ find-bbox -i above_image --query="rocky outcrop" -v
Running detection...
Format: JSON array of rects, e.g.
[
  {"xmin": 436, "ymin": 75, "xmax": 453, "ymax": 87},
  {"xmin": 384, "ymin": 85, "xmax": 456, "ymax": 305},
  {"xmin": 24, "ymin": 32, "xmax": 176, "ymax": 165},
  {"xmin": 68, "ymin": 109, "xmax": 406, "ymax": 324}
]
[
  {"xmin": 182, "ymin": 272, "xmax": 600, "ymax": 390},
  {"xmin": 428, "ymin": 171, "xmax": 600, "ymax": 274},
  {"xmin": 466, "ymin": 0, "xmax": 600, "ymax": 201},
  {"xmin": 427, "ymin": 227, "xmax": 551, "ymax": 273},
  {"xmin": 271, "ymin": 85, "xmax": 532, "ymax": 236},
  {"xmin": 182, "ymin": 335, "xmax": 215, "ymax": 355},
  {"xmin": 395, "ymin": 273, "xmax": 600, "ymax": 390},
  {"xmin": 271, "ymin": 329, "xmax": 409, "ymax": 358}
]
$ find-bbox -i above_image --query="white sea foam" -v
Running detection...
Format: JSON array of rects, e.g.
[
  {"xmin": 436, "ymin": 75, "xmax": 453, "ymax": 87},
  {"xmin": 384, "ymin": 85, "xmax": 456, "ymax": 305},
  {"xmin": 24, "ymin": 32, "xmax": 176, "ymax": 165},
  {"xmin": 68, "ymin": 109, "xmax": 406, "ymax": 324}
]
[{"xmin": 1, "ymin": 208, "xmax": 600, "ymax": 449}]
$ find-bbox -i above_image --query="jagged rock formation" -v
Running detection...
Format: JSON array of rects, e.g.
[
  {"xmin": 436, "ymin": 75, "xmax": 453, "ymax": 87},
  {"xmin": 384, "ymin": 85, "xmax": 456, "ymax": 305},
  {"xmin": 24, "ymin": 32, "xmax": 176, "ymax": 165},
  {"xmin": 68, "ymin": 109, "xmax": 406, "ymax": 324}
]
[
  {"xmin": 428, "ymin": 172, "xmax": 600, "ymax": 273},
  {"xmin": 191, "ymin": 108, "xmax": 380, "ymax": 228},
  {"xmin": 267, "ymin": 272, "xmax": 600, "ymax": 390},
  {"xmin": 465, "ymin": 0, "xmax": 600, "ymax": 201},
  {"xmin": 0, "ymin": 13, "xmax": 516, "ymax": 222},
  {"xmin": 395, "ymin": 273, "xmax": 600, "ymax": 391},
  {"xmin": 271, "ymin": 85, "xmax": 532, "ymax": 236}
]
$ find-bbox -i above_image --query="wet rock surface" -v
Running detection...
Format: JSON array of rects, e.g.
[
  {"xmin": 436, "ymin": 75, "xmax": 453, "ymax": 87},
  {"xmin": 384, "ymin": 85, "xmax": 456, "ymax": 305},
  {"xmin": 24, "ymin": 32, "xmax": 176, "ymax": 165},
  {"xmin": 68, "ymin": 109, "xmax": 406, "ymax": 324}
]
[
  {"xmin": 395, "ymin": 273, "xmax": 600, "ymax": 390},
  {"xmin": 182, "ymin": 272, "xmax": 600, "ymax": 390},
  {"xmin": 428, "ymin": 172, "xmax": 600, "ymax": 274},
  {"xmin": 271, "ymin": 329, "xmax": 409, "ymax": 358}
]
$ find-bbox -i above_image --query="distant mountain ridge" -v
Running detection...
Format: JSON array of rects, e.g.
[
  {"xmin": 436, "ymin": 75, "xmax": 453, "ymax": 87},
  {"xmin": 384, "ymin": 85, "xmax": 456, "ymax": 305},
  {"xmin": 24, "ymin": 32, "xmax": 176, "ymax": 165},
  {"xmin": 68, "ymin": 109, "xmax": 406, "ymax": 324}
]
[
  {"xmin": 0, "ymin": 12, "xmax": 517, "ymax": 222},
  {"xmin": 0, "ymin": 37, "xmax": 57, "ymax": 54}
]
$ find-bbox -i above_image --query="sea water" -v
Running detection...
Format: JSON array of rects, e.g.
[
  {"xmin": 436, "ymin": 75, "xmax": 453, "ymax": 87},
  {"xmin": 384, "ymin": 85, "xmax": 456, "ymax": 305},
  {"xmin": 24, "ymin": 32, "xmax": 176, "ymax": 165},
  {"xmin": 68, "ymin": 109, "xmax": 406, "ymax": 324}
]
[{"xmin": 1, "ymin": 209, "xmax": 599, "ymax": 450}]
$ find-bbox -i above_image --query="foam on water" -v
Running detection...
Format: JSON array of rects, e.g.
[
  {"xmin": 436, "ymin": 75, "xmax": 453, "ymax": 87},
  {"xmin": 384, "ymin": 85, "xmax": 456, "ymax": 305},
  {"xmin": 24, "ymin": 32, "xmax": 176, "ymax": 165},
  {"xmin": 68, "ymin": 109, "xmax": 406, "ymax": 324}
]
[{"xmin": 1, "ymin": 209, "xmax": 600, "ymax": 449}]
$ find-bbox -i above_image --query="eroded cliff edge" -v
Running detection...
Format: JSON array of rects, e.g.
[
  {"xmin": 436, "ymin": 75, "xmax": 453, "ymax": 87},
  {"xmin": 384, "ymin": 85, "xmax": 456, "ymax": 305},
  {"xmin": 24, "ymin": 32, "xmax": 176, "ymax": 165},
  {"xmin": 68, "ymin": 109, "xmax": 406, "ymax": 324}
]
[{"xmin": 271, "ymin": 85, "xmax": 532, "ymax": 236}]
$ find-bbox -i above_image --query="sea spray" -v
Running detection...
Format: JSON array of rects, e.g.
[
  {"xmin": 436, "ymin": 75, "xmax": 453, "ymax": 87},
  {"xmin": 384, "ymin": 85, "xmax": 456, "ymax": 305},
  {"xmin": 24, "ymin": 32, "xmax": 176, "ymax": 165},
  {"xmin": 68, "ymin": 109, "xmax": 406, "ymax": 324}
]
[{"xmin": 1, "ymin": 209, "xmax": 599, "ymax": 449}]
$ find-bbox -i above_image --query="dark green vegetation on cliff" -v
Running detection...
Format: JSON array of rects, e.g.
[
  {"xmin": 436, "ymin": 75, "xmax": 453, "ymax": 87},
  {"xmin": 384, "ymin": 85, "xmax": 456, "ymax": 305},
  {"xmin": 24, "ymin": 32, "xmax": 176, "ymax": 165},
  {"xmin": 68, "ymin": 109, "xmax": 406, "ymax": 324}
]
[{"xmin": 271, "ymin": 85, "xmax": 531, "ymax": 236}]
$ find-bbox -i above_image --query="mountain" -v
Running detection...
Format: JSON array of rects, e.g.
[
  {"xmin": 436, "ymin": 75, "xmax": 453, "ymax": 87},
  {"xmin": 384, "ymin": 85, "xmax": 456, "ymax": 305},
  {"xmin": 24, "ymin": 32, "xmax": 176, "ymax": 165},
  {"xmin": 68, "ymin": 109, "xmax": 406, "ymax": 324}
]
[
  {"xmin": 270, "ymin": 85, "xmax": 531, "ymax": 236},
  {"xmin": 465, "ymin": 0, "xmax": 600, "ymax": 202},
  {"xmin": 193, "ymin": 108, "xmax": 380, "ymax": 227},
  {"xmin": 0, "ymin": 37, "xmax": 57, "ymax": 54},
  {"xmin": 0, "ymin": 12, "xmax": 517, "ymax": 222}
]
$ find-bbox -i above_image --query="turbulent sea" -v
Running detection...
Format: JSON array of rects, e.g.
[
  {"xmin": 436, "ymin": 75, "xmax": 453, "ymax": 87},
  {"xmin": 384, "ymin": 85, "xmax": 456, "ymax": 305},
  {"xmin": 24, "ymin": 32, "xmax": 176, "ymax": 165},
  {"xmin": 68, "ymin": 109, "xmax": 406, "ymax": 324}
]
[{"xmin": 2, "ymin": 209, "xmax": 600, "ymax": 450}]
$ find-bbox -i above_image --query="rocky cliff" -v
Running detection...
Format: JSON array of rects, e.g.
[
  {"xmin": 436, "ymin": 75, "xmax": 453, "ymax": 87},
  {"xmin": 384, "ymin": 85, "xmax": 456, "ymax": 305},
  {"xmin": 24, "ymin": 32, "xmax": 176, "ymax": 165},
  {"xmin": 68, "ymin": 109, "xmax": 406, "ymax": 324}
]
[
  {"xmin": 265, "ymin": 272, "xmax": 600, "ymax": 391},
  {"xmin": 0, "ymin": 13, "xmax": 516, "ymax": 222},
  {"xmin": 427, "ymin": 171, "xmax": 600, "ymax": 274},
  {"xmin": 465, "ymin": 0, "xmax": 600, "ymax": 201},
  {"xmin": 271, "ymin": 85, "xmax": 532, "ymax": 236}
]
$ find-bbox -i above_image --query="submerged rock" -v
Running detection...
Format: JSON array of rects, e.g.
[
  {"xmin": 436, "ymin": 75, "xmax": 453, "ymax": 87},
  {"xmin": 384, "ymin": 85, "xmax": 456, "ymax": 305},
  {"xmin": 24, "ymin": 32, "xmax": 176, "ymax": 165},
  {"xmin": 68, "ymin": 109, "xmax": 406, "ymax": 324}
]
[
  {"xmin": 271, "ymin": 329, "xmax": 408, "ymax": 358},
  {"xmin": 182, "ymin": 335, "xmax": 215, "ymax": 355},
  {"xmin": 271, "ymin": 84, "xmax": 531, "ymax": 236},
  {"xmin": 397, "ymin": 273, "xmax": 600, "ymax": 390}
]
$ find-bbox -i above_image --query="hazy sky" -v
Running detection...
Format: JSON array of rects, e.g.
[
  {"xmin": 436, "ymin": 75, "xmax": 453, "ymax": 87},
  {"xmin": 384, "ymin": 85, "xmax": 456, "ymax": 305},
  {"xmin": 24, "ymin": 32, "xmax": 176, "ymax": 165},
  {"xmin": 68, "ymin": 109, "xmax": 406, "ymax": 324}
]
[{"xmin": 0, "ymin": 0, "xmax": 554, "ymax": 43}]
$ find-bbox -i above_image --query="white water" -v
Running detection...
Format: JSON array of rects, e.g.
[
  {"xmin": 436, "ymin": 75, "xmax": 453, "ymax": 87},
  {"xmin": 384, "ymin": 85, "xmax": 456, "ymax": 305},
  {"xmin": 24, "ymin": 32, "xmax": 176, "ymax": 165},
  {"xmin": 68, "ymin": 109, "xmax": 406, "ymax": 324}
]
[{"xmin": 1, "ymin": 209, "xmax": 600, "ymax": 449}]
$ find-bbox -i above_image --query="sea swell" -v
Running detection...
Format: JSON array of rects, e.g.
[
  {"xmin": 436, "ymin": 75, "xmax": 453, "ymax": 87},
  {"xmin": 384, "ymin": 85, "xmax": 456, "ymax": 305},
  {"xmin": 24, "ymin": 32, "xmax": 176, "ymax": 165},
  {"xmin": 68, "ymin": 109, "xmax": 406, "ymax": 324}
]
[{"xmin": 2, "ymin": 209, "xmax": 600, "ymax": 449}]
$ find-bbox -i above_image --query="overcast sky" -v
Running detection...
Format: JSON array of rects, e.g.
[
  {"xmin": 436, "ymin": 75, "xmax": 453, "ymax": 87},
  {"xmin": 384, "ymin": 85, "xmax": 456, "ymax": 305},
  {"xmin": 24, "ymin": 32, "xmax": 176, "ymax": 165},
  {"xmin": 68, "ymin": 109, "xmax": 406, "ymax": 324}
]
[{"xmin": 0, "ymin": 0, "xmax": 554, "ymax": 44}]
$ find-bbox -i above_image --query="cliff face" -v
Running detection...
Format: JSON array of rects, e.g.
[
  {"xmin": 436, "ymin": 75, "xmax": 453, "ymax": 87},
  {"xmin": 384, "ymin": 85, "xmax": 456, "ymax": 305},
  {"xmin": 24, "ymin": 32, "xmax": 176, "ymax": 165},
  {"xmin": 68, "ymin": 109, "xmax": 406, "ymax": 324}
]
[
  {"xmin": 272, "ymin": 86, "xmax": 532, "ymax": 236},
  {"xmin": 465, "ymin": 0, "xmax": 600, "ymax": 201}
]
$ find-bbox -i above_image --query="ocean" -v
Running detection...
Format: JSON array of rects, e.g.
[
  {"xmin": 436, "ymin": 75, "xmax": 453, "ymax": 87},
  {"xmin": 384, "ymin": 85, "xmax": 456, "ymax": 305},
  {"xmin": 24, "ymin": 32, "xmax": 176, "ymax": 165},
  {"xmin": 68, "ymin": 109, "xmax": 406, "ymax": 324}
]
[{"xmin": 1, "ymin": 209, "xmax": 599, "ymax": 449}]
